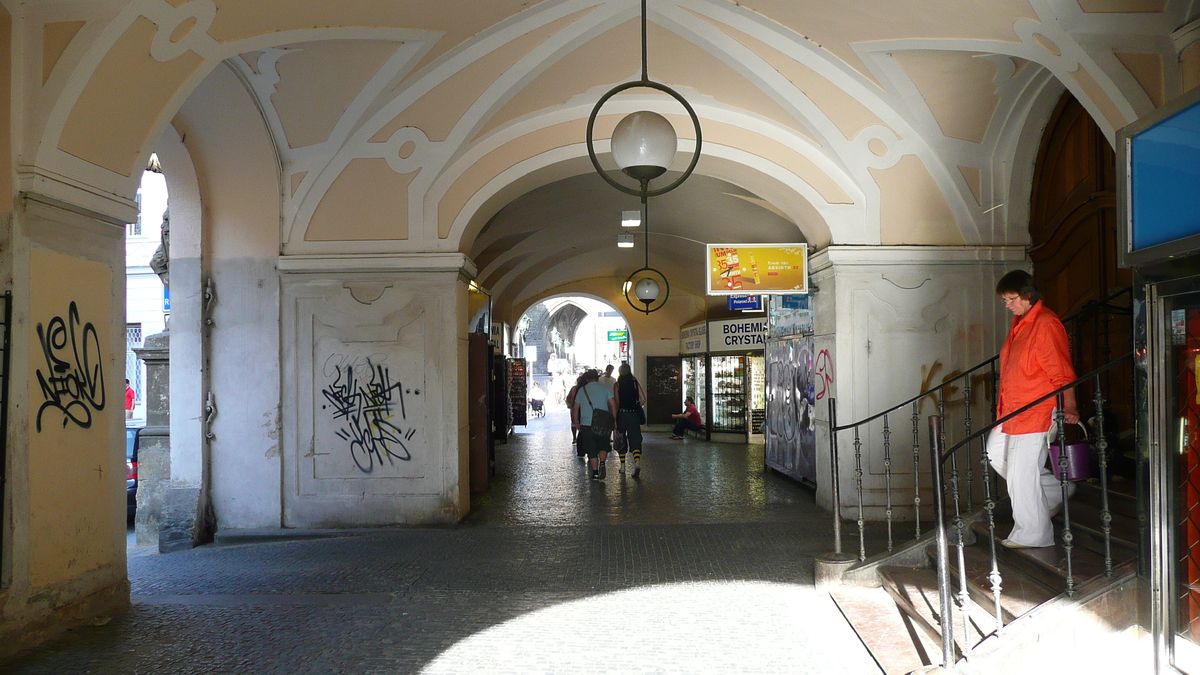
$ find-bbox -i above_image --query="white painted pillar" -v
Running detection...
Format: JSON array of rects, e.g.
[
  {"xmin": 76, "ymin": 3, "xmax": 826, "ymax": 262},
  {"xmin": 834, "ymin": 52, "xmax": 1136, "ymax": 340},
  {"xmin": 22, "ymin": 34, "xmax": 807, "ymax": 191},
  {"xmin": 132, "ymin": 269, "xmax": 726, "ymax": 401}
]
[{"xmin": 809, "ymin": 246, "xmax": 1026, "ymax": 521}]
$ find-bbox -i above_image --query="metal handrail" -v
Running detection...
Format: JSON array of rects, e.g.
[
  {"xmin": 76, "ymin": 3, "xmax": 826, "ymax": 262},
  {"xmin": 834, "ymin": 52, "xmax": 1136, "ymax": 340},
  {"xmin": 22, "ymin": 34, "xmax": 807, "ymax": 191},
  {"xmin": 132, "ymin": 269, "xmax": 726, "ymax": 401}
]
[
  {"xmin": 825, "ymin": 287, "xmax": 1132, "ymax": 560},
  {"xmin": 924, "ymin": 350, "xmax": 1132, "ymax": 666},
  {"xmin": 831, "ymin": 356, "xmax": 997, "ymax": 432},
  {"xmin": 832, "ymin": 286, "xmax": 1131, "ymax": 434},
  {"xmin": 938, "ymin": 352, "xmax": 1133, "ymax": 462}
]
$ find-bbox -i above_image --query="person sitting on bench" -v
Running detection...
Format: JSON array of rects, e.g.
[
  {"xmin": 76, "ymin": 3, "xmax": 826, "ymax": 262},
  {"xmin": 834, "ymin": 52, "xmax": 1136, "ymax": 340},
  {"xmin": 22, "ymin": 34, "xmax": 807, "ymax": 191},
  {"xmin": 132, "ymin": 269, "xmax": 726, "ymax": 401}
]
[{"xmin": 670, "ymin": 398, "xmax": 703, "ymax": 439}]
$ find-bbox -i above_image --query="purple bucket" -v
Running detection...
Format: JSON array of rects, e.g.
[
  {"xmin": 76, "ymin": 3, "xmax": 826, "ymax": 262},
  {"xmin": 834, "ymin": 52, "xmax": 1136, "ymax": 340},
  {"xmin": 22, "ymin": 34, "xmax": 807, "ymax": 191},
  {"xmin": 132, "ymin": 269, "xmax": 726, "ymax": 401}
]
[{"xmin": 1049, "ymin": 423, "xmax": 1096, "ymax": 482}]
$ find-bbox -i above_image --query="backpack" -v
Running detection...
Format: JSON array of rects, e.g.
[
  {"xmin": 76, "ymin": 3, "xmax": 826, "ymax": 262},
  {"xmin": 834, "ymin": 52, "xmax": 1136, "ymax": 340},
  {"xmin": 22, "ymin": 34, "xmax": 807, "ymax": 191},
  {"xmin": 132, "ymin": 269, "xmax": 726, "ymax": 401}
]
[{"xmin": 581, "ymin": 385, "xmax": 614, "ymax": 436}]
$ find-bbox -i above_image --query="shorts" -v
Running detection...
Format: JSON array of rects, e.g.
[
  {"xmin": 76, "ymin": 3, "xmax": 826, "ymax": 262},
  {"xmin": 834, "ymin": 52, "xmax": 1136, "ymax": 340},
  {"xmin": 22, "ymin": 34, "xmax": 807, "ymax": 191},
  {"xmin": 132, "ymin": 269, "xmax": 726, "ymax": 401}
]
[{"xmin": 577, "ymin": 425, "xmax": 611, "ymax": 459}]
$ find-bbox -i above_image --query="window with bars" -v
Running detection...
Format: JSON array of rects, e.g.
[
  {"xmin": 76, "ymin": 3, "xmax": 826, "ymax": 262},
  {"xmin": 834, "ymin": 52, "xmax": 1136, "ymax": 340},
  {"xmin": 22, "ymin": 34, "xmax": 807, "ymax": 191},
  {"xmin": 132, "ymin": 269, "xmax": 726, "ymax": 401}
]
[{"xmin": 126, "ymin": 324, "xmax": 143, "ymax": 403}]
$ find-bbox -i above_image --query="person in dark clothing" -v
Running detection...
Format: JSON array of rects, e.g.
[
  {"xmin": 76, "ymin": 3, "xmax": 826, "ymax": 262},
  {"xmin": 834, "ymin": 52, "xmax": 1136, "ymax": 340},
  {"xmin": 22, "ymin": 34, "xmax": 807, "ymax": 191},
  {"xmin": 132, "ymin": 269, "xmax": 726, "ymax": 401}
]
[
  {"xmin": 614, "ymin": 363, "xmax": 647, "ymax": 477},
  {"xmin": 565, "ymin": 373, "xmax": 586, "ymax": 452},
  {"xmin": 670, "ymin": 397, "xmax": 703, "ymax": 439}
]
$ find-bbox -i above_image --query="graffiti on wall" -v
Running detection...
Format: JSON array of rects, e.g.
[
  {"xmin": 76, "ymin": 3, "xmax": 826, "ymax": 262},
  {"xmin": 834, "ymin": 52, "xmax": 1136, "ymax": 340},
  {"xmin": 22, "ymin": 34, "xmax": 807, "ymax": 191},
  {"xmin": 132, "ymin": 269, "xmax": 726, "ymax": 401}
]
[
  {"xmin": 320, "ymin": 354, "xmax": 420, "ymax": 473},
  {"xmin": 814, "ymin": 349, "xmax": 834, "ymax": 401},
  {"xmin": 35, "ymin": 301, "xmax": 106, "ymax": 432}
]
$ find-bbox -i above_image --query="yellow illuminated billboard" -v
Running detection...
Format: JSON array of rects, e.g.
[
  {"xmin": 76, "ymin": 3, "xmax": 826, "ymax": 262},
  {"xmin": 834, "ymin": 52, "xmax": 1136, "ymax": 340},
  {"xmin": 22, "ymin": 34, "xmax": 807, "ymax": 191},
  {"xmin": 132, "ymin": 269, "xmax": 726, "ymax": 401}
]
[{"xmin": 706, "ymin": 244, "xmax": 808, "ymax": 295}]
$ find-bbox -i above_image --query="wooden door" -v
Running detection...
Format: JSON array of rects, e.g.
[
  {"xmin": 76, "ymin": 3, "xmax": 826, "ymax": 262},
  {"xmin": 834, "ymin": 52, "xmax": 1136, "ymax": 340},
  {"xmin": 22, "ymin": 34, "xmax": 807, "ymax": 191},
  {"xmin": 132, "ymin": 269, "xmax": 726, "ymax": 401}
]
[{"xmin": 1029, "ymin": 92, "xmax": 1133, "ymax": 451}]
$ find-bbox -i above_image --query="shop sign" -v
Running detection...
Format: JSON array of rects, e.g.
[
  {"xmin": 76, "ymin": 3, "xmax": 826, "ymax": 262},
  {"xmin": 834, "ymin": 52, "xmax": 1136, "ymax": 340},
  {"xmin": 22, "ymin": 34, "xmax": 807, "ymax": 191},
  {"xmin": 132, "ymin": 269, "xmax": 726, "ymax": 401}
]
[
  {"xmin": 708, "ymin": 317, "xmax": 768, "ymax": 352},
  {"xmin": 680, "ymin": 321, "xmax": 707, "ymax": 354},
  {"xmin": 607, "ymin": 329, "xmax": 628, "ymax": 341},
  {"xmin": 706, "ymin": 244, "xmax": 808, "ymax": 295},
  {"xmin": 726, "ymin": 294, "xmax": 762, "ymax": 311}
]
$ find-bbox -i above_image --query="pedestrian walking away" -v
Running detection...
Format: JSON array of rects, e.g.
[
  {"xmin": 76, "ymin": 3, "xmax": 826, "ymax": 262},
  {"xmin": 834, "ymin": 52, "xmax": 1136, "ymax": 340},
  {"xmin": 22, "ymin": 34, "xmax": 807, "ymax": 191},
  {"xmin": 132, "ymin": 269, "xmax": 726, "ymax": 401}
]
[
  {"xmin": 572, "ymin": 369, "xmax": 617, "ymax": 481},
  {"xmin": 565, "ymin": 373, "xmax": 586, "ymax": 452},
  {"xmin": 614, "ymin": 363, "xmax": 647, "ymax": 477},
  {"xmin": 987, "ymin": 269, "xmax": 1078, "ymax": 549}
]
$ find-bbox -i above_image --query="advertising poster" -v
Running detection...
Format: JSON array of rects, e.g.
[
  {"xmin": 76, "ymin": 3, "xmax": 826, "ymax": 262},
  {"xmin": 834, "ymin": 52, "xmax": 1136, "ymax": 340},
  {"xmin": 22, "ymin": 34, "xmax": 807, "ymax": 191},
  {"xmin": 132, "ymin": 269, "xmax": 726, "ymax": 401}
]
[{"xmin": 706, "ymin": 244, "xmax": 808, "ymax": 295}]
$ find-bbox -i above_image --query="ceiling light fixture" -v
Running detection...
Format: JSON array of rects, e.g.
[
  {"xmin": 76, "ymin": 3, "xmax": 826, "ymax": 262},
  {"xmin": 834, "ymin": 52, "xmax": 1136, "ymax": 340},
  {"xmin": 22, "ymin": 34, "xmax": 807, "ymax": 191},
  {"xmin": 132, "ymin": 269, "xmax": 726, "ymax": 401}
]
[
  {"xmin": 621, "ymin": 210, "xmax": 642, "ymax": 228},
  {"xmin": 617, "ymin": 233, "xmax": 635, "ymax": 248},
  {"xmin": 586, "ymin": 0, "xmax": 701, "ymax": 315}
]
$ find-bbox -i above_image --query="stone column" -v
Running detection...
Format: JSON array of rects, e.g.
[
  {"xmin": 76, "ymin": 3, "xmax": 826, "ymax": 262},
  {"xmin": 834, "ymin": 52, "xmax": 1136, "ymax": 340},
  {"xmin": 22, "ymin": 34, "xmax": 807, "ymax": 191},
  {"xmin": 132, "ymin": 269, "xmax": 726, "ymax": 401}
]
[{"xmin": 133, "ymin": 331, "xmax": 169, "ymax": 546}]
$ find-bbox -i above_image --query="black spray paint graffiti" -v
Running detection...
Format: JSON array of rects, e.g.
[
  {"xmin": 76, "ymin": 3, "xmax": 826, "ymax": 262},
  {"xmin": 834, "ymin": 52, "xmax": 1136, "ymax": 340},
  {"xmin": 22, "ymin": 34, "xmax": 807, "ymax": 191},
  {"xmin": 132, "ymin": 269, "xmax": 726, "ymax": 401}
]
[
  {"xmin": 35, "ymin": 301, "xmax": 106, "ymax": 432},
  {"xmin": 321, "ymin": 357, "xmax": 419, "ymax": 473}
]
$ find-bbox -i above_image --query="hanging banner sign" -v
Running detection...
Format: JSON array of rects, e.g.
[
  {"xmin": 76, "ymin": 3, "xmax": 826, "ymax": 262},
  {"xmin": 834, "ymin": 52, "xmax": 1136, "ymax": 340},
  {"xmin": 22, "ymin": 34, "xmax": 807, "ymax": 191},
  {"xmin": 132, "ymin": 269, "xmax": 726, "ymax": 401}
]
[
  {"xmin": 706, "ymin": 244, "xmax": 808, "ymax": 295},
  {"xmin": 680, "ymin": 321, "xmax": 707, "ymax": 354},
  {"xmin": 726, "ymin": 294, "xmax": 762, "ymax": 311},
  {"xmin": 708, "ymin": 317, "xmax": 768, "ymax": 352}
]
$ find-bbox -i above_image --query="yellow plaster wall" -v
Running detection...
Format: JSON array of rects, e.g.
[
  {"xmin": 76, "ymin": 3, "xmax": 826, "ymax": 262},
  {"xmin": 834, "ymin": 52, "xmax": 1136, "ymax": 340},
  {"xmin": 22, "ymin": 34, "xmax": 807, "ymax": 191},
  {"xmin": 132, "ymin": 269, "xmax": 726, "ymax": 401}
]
[
  {"xmin": 27, "ymin": 249, "xmax": 117, "ymax": 589},
  {"xmin": 1184, "ymin": 43, "xmax": 1200, "ymax": 93},
  {"xmin": 697, "ymin": 13, "xmax": 888, "ymax": 142},
  {"xmin": 204, "ymin": 0, "xmax": 531, "ymax": 77},
  {"xmin": 0, "ymin": 7, "xmax": 10, "ymax": 214},
  {"xmin": 372, "ymin": 9, "xmax": 592, "ymax": 144},
  {"xmin": 870, "ymin": 155, "xmax": 964, "ymax": 245},
  {"xmin": 173, "ymin": 65, "xmax": 279, "ymax": 258},
  {"xmin": 59, "ymin": 17, "xmax": 203, "ymax": 177},
  {"xmin": 271, "ymin": 40, "xmax": 401, "ymax": 149},
  {"xmin": 735, "ymin": 0, "xmax": 1037, "ymax": 83},
  {"xmin": 482, "ymin": 22, "xmax": 809, "ymax": 143},
  {"xmin": 893, "ymin": 51, "xmax": 1000, "ymax": 144},
  {"xmin": 1115, "ymin": 51, "xmax": 1164, "ymax": 107},
  {"xmin": 42, "ymin": 21, "xmax": 85, "ymax": 86},
  {"xmin": 305, "ymin": 158, "xmax": 413, "ymax": 241}
]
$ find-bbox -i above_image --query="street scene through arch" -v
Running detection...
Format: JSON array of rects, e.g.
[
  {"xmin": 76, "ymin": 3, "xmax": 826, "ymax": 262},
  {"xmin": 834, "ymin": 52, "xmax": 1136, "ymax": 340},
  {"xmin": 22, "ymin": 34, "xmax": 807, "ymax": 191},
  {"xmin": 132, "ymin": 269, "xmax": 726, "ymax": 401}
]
[{"xmin": 516, "ymin": 295, "xmax": 631, "ymax": 415}]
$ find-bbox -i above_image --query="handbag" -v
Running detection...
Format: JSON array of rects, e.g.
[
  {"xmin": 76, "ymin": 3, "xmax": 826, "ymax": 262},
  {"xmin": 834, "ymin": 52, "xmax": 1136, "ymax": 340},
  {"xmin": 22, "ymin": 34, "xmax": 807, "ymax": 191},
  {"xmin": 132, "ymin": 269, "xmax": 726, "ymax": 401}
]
[
  {"xmin": 634, "ymin": 378, "xmax": 647, "ymax": 425},
  {"xmin": 581, "ymin": 386, "xmax": 614, "ymax": 436},
  {"xmin": 1049, "ymin": 422, "xmax": 1097, "ymax": 482}
]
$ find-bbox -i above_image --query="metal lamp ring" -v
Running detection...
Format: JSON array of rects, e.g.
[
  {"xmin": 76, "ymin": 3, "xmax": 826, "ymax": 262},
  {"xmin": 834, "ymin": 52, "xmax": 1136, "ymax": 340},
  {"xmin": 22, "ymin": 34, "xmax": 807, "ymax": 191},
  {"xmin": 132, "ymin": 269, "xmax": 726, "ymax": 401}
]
[
  {"xmin": 623, "ymin": 266, "xmax": 671, "ymax": 315},
  {"xmin": 586, "ymin": 80, "xmax": 703, "ymax": 199}
]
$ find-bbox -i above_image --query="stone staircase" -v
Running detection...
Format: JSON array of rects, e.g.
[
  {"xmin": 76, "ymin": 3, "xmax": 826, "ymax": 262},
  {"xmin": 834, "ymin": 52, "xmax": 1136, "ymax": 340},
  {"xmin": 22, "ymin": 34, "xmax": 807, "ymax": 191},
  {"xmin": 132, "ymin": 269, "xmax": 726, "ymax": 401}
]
[{"xmin": 830, "ymin": 481, "xmax": 1141, "ymax": 674}]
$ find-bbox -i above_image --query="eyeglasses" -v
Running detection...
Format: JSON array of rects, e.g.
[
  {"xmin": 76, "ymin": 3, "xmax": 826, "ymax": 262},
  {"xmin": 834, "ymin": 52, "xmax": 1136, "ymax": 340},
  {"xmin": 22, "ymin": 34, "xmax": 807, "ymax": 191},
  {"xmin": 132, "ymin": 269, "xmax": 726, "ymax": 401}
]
[{"xmin": 999, "ymin": 295, "xmax": 1023, "ymax": 306}]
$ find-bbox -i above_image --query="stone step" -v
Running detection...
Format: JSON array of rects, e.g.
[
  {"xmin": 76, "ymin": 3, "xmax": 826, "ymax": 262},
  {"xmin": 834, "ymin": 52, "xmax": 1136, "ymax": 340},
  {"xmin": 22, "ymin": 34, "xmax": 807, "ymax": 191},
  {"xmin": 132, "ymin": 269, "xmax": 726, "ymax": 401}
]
[
  {"xmin": 877, "ymin": 566, "xmax": 994, "ymax": 658},
  {"xmin": 971, "ymin": 519, "xmax": 1120, "ymax": 592},
  {"xmin": 927, "ymin": 540, "xmax": 1058, "ymax": 625},
  {"xmin": 830, "ymin": 583, "xmax": 935, "ymax": 675},
  {"xmin": 1072, "ymin": 479, "xmax": 1137, "ymax": 520},
  {"xmin": 1050, "ymin": 499, "xmax": 1138, "ymax": 563}
]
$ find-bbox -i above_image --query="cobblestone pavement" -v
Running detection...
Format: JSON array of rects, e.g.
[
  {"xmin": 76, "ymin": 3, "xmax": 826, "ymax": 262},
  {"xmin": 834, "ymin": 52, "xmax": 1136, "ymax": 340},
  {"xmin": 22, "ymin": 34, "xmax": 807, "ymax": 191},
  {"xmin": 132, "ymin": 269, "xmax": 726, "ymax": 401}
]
[{"xmin": 6, "ymin": 411, "xmax": 886, "ymax": 674}]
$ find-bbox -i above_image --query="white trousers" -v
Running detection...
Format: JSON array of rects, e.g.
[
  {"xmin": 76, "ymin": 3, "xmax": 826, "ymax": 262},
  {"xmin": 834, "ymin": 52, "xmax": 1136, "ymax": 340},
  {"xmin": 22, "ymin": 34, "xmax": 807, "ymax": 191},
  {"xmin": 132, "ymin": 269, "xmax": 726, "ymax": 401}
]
[{"xmin": 986, "ymin": 426, "xmax": 1071, "ymax": 547}]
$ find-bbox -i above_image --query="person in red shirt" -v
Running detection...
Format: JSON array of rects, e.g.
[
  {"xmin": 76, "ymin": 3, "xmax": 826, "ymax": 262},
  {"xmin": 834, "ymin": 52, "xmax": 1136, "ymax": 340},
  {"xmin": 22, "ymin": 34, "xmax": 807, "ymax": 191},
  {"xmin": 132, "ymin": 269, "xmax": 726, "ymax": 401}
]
[
  {"xmin": 987, "ymin": 270, "xmax": 1078, "ymax": 549},
  {"xmin": 669, "ymin": 397, "xmax": 703, "ymax": 439},
  {"xmin": 125, "ymin": 379, "xmax": 136, "ymax": 419}
]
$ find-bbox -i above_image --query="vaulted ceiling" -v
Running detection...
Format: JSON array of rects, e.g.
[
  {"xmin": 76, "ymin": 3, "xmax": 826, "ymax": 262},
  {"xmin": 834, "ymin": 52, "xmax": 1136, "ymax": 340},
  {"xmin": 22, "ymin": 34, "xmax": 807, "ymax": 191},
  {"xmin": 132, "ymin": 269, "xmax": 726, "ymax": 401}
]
[{"xmin": 25, "ymin": 0, "xmax": 1192, "ymax": 315}]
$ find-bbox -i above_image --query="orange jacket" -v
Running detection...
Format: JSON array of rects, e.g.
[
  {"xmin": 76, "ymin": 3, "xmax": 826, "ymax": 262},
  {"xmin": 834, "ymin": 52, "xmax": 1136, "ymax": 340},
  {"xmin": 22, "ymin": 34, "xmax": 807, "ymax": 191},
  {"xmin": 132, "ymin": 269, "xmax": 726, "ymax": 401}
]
[{"xmin": 997, "ymin": 300, "xmax": 1076, "ymax": 434}]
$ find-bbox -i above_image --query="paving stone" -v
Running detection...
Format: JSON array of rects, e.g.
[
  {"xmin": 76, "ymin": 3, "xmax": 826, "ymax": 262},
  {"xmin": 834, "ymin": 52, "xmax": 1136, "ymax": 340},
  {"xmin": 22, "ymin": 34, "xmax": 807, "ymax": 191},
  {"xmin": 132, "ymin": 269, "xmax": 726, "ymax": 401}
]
[{"xmin": 5, "ymin": 411, "xmax": 889, "ymax": 674}]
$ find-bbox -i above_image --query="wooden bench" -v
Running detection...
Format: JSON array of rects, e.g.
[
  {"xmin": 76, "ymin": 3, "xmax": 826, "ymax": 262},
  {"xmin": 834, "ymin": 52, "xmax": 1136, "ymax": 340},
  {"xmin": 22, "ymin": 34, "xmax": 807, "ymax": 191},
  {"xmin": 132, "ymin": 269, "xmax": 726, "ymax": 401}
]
[{"xmin": 686, "ymin": 425, "xmax": 707, "ymax": 440}]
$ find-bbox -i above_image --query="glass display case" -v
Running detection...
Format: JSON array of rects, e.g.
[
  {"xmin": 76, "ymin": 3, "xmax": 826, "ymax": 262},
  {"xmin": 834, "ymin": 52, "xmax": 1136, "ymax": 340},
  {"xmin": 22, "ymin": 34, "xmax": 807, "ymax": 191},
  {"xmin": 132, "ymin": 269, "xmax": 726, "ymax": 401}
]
[
  {"xmin": 710, "ymin": 355, "xmax": 746, "ymax": 432},
  {"xmin": 681, "ymin": 355, "xmax": 707, "ymax": 423}
]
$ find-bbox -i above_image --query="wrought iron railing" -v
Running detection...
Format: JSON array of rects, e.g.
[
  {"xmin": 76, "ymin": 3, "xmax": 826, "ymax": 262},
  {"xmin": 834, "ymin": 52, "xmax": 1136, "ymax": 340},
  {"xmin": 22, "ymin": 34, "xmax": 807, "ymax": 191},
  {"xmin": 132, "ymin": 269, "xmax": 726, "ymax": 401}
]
[
  {"xmin": 825, "ymin": 286, "xmax": 1132, "ymax": 561},
  {"xmin": 924, "ymin": 352, "xmax": 1132, "ymax": 666}
]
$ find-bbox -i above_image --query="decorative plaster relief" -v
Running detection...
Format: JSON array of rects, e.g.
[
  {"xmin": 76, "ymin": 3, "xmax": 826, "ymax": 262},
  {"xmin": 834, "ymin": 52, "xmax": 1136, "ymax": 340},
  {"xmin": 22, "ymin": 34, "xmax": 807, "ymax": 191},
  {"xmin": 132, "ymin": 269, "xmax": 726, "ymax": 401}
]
[
  {"xmin": 282, "ymin": 274, "xmax": 455, "ymax": 526},
  {"xmin": 344, "ymin": 281, "xmax": 394, "ymax": 305}
]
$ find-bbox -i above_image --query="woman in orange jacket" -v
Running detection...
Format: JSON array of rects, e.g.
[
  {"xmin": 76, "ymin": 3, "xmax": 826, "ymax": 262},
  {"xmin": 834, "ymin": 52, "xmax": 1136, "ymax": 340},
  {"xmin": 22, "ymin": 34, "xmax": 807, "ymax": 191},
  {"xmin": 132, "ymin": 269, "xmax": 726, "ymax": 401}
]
[{"xmin": 988, "ymin": 270, "xmax": 1078, "ymax": 549}]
